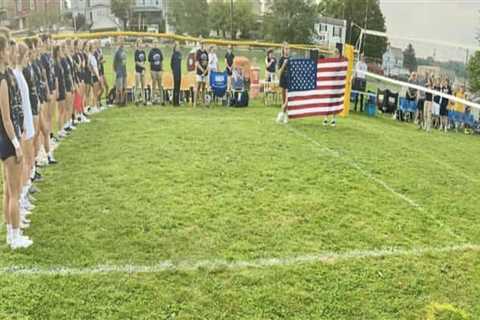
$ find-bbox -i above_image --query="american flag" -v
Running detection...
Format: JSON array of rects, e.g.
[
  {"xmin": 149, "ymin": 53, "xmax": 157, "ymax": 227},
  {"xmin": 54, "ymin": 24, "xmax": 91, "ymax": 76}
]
[{"xmin": 287, "ymin": 57, "xmax": 348, "ymax": 119}]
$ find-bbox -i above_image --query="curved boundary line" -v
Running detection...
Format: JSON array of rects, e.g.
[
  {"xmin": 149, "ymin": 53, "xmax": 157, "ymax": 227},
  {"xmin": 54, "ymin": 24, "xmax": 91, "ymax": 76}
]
[{"xmin": 0, "ymin": 243, "xmax": 478, "ymax": 276}]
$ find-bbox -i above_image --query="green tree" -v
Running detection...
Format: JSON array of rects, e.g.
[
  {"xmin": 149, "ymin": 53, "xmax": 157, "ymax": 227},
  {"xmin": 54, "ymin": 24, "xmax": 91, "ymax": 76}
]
[
  {"xmin": 264, "ymin": 0, "xmax": 317, "ymax": 43},
  {"xmin": 467, "ymin": 52, "xmax": 480, "ymax": 92},
  {"xmin": 232, "ymin": 0, "xmax": 258, "ymax": 39},
  {"xmin": 112, "ymin": 0, "xmax": 133, "ymax": 30},
  {"xmin": 208, "ymin": 0, "xmax": 229, "ymax": 38},
  {"xmin": 169, "ymin": 0, "xmax": 210, "ymax": 37},
  {"xmin": 403, "ymin": 43, "xmax": 417, "ymax": 72},
  {"xmin": 319, "ymin": 0, "xmax": 387, "ymax": 58}
]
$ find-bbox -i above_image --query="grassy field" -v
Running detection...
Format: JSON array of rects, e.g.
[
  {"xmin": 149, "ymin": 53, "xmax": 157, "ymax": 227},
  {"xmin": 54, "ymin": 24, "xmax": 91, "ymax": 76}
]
[{"xmin": 0, "ymin": 100, "xmax": 479, "ymax": 319}]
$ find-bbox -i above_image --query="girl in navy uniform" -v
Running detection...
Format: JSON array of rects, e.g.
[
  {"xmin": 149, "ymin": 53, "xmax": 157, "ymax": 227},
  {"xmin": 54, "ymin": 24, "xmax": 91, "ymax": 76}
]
[
  {"xmin": 94, "ymin": 40, "xmax": 107, "ymax": 107},
  {"xmin": 276, "ymin": 42, "xmax": 289, "ymax": 124},
  {"xmin": 59, "ymin": 41, "xmax": 74, "ymax": 137},
  {"xmin": 53, "ymin": 45, "xmax": 67, "ymax": 141},
  {"xmin": 40, "ymin": 35, "xmax": 57, "ymax": 163},
  {"xmin": 0, "ymin": 35, "xmax": 33, "ymax": 249}
]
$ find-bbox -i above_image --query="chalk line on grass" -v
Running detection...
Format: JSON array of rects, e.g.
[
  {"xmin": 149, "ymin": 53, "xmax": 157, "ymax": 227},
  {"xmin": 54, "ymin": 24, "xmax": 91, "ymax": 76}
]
[
  {"xmin": 1, "ymin": 243, "xmax": 478, "ymax": 276},
  {"xmin": 286, "ymin": 125, "xmax": 465, "ymax": 241}
]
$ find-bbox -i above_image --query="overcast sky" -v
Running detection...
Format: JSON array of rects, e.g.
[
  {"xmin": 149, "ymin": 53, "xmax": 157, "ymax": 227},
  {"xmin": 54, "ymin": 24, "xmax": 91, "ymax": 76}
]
[{"xmin": 379, "ymin": 0, "xmax": 480, "ymax": 61}]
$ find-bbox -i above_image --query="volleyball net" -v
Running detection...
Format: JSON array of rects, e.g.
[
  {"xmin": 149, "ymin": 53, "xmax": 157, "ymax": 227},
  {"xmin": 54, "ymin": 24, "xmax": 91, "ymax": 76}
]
[{"xmin": 355, "ymin": 26, "xmax": 480, "ymax": 114}]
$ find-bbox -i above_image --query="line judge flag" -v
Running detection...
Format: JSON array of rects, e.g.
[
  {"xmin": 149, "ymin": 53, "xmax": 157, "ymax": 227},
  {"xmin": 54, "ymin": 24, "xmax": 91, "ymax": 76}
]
[{"xmin": 287, "ymin": 57, "xmax": 348, "ymax": 119}]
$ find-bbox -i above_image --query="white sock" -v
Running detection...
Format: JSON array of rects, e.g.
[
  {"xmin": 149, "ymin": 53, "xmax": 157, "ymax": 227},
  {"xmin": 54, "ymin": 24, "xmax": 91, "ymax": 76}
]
[
  {"xmin": 12, "ymin": 228, "xmax": 20, "ymax": 240},
  {"xmin": 6, "ymin": 224, "xmax": 12, "ymax": 240},
  {"xmin": 48, "ymin": 151, "xmax": 53, "ymax": 158}
]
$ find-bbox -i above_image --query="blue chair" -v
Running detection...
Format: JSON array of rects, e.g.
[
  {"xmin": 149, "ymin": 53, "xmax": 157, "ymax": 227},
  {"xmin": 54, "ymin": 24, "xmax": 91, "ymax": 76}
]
[{"xmin": 209, "ymin": 71, "xmax": 228, "ymax": 98}]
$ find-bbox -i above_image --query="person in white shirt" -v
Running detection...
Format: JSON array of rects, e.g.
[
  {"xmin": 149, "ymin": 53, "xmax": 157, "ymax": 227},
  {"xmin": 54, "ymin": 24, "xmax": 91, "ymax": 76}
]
[
  {"xmin": 12, "ymin": 42, "xmax": 36, "ymax": 230},
  {"xmin": 353, "ymin": 54, "xmax": 368, "ymax": 112},
  {"xmin": 87, "ymin": 42, "xmax": 101, "ymax": 112},
  {"xmin": 208, "ymin": 46, "xmax": 218, "ymax": 73}
]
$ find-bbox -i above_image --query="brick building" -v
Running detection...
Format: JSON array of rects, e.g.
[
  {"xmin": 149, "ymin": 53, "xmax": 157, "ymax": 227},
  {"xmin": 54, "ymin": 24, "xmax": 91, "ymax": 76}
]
[{"xmin": 0, "ymin": 0, "xmax": 64, "ymax": 30}]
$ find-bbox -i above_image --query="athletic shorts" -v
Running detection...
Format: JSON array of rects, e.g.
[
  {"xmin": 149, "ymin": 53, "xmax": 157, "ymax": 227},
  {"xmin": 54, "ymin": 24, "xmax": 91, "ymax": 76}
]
[
  {"xmin": 30, "ymin": 95, "xmax": 39, "ymax": 116},
  {"xmin": 116, "ymin": 76, "xmax": 126, "ymax": 91},
  {"xmin": 57, "ymin": 86, "xmax": 66, "ymax": 102},
  {"xmin": 151, "ymin": 71, "xmax": 162, "ymax": 81},
  {"xmin": 0, "ymin": 131, "xmax": 15, "ymax": 161},
  {"xmin": 196, "ymin": 74, "xmax": 207, "ymax": 83}
]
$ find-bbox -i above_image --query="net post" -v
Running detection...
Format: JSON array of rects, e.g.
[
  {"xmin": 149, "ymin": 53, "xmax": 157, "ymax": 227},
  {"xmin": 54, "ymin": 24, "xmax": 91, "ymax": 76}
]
[{"xmin": 340, "ymin": 44, "xmax": 354, "ymax": 117}]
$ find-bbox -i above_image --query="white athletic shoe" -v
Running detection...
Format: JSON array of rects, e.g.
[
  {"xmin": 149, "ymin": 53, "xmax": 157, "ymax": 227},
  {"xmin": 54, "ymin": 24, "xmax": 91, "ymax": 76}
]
[
  {"xmin": 10, "ymin": 234, "xmax": 33, "ymax": 249},
  {"xmin": 282, "ymin": 113, "xmax": 288, "ymax": 124},
  {"xmin": 82, "ymin": 115, "xmax": 91, "ymax": 123},
  {"xmin": 20, "ymin": 208, "xmax": 32, "ymax": 219},
  {"xmin": 20, "ymin": 198, "xmax": 35, "ymax": 211},
  {"xmin": 20, "ymin": 221, "xmax": 30, "ymax": 229}
]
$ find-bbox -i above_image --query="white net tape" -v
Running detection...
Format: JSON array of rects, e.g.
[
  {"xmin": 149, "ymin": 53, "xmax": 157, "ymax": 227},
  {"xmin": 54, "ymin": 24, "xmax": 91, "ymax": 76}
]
[{"xmin": 365, "ymin": 71, "xmax": 480, "ymax": 111}]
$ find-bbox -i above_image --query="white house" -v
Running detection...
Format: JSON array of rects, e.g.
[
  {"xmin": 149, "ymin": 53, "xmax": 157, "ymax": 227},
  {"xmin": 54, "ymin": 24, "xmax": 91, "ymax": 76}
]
[
  {"xmin": 131, "ymin": 0, "xmax": 167, "ymax": 32},
  {"xmin": 313, "ymin": 16, "xmax": 347, "ymax": 48},
  {"xmin": 71, "ymin": 0, "xmax": 119, "ymax": 31},
  {"xmin": 382, "ymin": 46, "xmax": 407, "ymax": 77}
]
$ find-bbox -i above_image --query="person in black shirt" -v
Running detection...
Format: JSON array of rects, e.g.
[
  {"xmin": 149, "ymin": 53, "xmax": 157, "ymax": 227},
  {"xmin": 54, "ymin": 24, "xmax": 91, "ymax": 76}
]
[
  {"xmin": 53, "ymin": 45, "xmax": 67, "ymax": 140},
  {"xmin": 94, "ymin": 40, "xmax": 106, "ymax": 107},
  {"xmin": 439, "ymin": 78, "xmax": 452, "ymax": 133},
  {"xmin": 432, "ymin": 77, "xmax": 441, "ymax": 129},
  {"xmin": 276, "ymin": 42, "xmax": 289, "ymax": 124},
  {"xmin": 171, "ymin": 41, "xmax": 182, "ymax": 106},
  {"xmin": 60, "ymin": 41, "xmax": 74, "ymax": 136},
  {"xmin": 423, "ymin": 75, "xmax": 433, "ymax": 132},
  {"xmin": 225, "ymin": 45, "xmax": 235, "ymax": 92},
  {"xmin": 40, "ymin": 35, "xmax": 57, "ymax": 162},
  {"xmin": 134, "ymin": 39, "xmax": 146, "ymax": 105},
  {"xmin": 265, "ymin": 49, "xmax": 277, "ymax": 82},
  {"xmin": 148, "ymin": 39, "xmax": 164, "ymax": 105},
  {"xmin": 0, "ymin": 34, "xmax": 34, "ymax": 249},
  {"xmin": 194, "ymin": 40, "xmax": 208, "ymax": 107}
]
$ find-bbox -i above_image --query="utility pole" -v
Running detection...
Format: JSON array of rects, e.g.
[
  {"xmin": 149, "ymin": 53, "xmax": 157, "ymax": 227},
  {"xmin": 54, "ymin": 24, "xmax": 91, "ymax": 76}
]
[{"xmin": 230, "ymin": 0, "xmax": 234, "ymax": 40}]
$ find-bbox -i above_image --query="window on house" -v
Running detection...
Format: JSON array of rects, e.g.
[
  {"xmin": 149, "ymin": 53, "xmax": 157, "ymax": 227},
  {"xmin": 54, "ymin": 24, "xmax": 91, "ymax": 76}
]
[
  {"xmin": 333, "ymin": 26, "xmax": 342, "ymax": 37},
  {"xmin": 320, "ymin": 23, "xmax": 327, "ymax": 32}
]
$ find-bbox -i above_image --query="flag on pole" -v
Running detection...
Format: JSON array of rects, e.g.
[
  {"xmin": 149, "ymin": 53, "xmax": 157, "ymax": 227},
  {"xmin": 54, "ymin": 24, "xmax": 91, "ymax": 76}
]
[{"xmin": 287, "ymin": 57, "xmax": 348, "ymax": 119}]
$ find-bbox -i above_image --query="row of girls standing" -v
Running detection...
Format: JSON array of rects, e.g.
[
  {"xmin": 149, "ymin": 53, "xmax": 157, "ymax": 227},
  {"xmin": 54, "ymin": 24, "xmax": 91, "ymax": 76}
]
[{"xmin": 0, "ymin": 28, "xmax": 107, "ymax": 249}]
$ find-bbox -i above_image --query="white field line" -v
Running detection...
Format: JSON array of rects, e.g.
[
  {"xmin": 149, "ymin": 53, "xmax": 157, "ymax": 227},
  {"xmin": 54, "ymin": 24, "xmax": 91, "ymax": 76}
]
[
  {"xmin": 1, "ymin": 243, "xmax": 478, "ymax": 276},
  {"xmin": 286, "ymin": 125, "xmax": 465, "ymax": 241}
]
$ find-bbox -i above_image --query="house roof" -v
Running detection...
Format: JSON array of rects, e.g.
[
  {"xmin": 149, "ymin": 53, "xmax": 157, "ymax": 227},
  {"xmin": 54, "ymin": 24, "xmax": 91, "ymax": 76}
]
[
  {"xmin": 317, "ymin": 16, "xmax": 346, "ymax": 27},
  {"xmin": 389, "ymin": 47, "xmax": 403, "ymax": 59}
]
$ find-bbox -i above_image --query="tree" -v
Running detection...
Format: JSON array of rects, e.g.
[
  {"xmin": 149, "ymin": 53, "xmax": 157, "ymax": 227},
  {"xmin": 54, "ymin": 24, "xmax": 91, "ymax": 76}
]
[
  {"xmin": 403, "ymin": 43, "xmax": 417, "ymax": 72},
  {"xmin": 263, "ymin": 0, "xmax": 317, "ymax": 43},
  {"xmin": 208, "ymin": 0, "xmax": 229, "ymax": 38},
  {"xmin": 169, "ymin": 0, "xmax": 210, "ymax": 37},
  {"xmin": 112, "ymin": 0, "xmax": 133, "ymax": 30},
  {"xmin": 208, "ymin": 0, "xmax": 258, "ymax": 39},
  {"xmin": 319, "ymin": 0, "xmax": 388, "ymax": 59},
  {"xmin": 467, "ymin": 51, "xmax": 480, "ymax": 93},
  {"xmin": 232, "ymin": 0, "xmax": 258, "ymax": 39}
]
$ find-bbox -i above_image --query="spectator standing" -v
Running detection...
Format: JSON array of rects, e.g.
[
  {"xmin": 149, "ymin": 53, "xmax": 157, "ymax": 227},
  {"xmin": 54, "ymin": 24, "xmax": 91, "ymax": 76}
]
[
  {"xmin": 148, "ymin": 39, "xmax": 164, "ymax": 105},
  {"xmin": 439, "ymin": 78, "xmax": 452, "ymax": 132},
  {"xmin": 134, "ymin": 39, "xmax": 146, "ymax": 105},
  {"xmin": 171, "ymin": 41, "xmax": 182, "ymax": 106},
  {"xmin": 276, "ymin": 42, "xmax": 289, "ymax": 124},
  {"xmin": 406, "ymin": 72, "xmax": 419, "ymax": 122},
  {"xmin": 225, "ymin": 45, "xmax": 235, "ymax": 92},
  {"xmin": 423, "ymin": 76, "xmax": 433, "ymax": 132},
  {"xmin": 194, "ymin": 40, "xmax": 209, "ymax": 107},
  {"xmin": 113, "ymin": 37, "xmax": 127, "ymax": 106},
  {"xmin": 353, "ymin": 54, "xmax": 368, "ymax": 112}
]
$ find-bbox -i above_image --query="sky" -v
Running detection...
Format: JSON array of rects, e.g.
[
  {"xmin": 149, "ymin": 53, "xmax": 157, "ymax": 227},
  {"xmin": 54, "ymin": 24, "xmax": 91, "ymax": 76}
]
[{"xmin": 379, "ymin": 0, "xmax": 480, "ymax": 62}]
